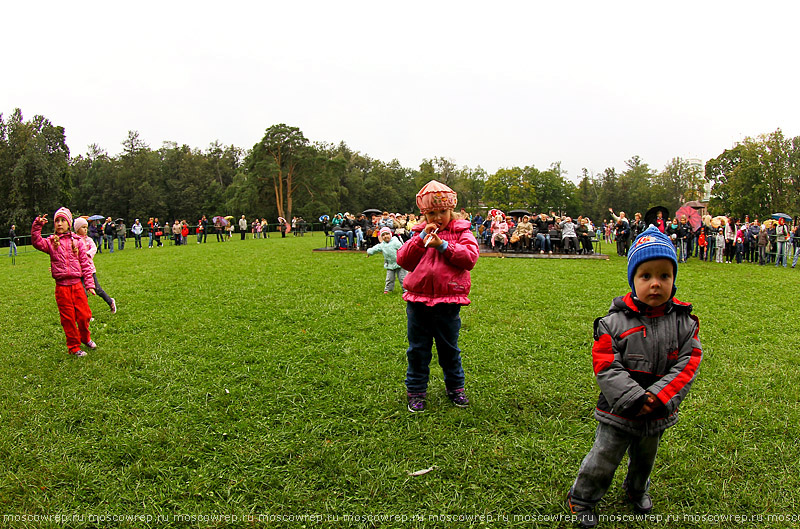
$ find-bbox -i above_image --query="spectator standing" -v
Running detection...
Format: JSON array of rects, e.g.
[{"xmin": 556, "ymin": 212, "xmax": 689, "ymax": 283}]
[
  {"xmin": 131, "ymin": 219, "xmax": 143, "ymax": 249},
  {"xmin": 757, "ymin": 224, "xmax": 769, "ymax": 265},
  {"xmin": 775, "ymin": 218, "xmax": 789, "ymax": 268},
  {"xmin": 8, "ymin": 224, "xmax": 17, "ymax": 257},
  {"xmin": 153, "ymin": 218, "xmax": 163, "ymax": 247},
  {"xmin": 181, "ymin": 221, "xmax": 189, "ymax": 245},
  {"xmin": 104, "ymin": 217, "xmax": 116, "ymax": 253},
  {"xmin": 89, "ymin": 221, "xmax": 102, "ymax": 253},
  {"xmin": 117, "ymin": 220, "xmax": 126, "ymax": 250},
  {"xmin": 172, "ymin": 220, "xmax": 182, "ymax": 245},
  {"xmin": 791, "ymin": 223, "xmax": 800, "ymax": 268},
  {"xmin": 200, "ymin": 215, "xmax": 209, "ymax": 243},
  {"xmin": 631, "ymin": 213, "xmax": 646, "ymax": 240},
  {"xmin": 615, "ymin": 219, "xmax": 630, "ymax": 257},
  {"xmin": 147, "ymin": 217, "xmax": 155, "ymax": 248},
  {"xmin": 239, "ymin": 215, "xmax": 247, "ymax": 240}
]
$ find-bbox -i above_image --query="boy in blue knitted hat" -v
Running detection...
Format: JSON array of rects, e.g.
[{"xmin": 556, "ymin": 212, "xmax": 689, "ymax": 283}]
[{"xmin": 567, "ymin": 226, "xmax": 703, "ymax": 528}]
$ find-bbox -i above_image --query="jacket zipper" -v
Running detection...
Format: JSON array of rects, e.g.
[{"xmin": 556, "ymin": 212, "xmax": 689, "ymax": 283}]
[{"xmin": 619, "ymin": 325, "xmax": 646, "ymax": 339}]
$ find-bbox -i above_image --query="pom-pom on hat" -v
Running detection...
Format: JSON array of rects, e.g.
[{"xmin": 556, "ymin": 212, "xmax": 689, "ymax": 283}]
[
  {"xmin": 416, "ymin": 180, "xmax": 457, "ymax": 214},
  {"xmin": 73, "ymin": 217, "xmax": 88, "ymax": 232},
  {"xmin": 379, "ymin": 227, "xmax": 393, "ymax": 238},
  {"xmin": 627, "ymin": 226, "xmax": 678, "ymax": 295},
  {"xmin": 54, "ymin": 207, "xmax": 73, "ymax": 230}
]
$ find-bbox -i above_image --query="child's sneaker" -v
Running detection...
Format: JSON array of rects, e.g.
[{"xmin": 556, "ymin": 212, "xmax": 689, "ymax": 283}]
[
  {"xmin": 407, "ymin": 392, "xmax": 427, "ymax": 413},
  {"xmin": 623, "ymin": 482, "xmax": 653, "ymax": 514},
  {"xmin": 567, "ymin": 493, "xmax": 597, "ymax": 528},
  {"xmin": 85, "ymin": 340, "xmax": 98, "ymax": 350},
  {"xmin": 110, "ymin": 298, "xmax": 117, "ymax": 314},
  {"xmin": 446, "ymin": 388, "xmax": 469, "ymax": 408},
  {"xmin": 69, "ymin": 350, "xmax": 88, "ymax": 357}
]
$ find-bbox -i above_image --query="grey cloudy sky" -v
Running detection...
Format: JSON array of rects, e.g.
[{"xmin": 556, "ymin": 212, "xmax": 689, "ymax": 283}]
[{"xmin": 4, "ymin": 0, "xmax": 798, "ymax": 180}]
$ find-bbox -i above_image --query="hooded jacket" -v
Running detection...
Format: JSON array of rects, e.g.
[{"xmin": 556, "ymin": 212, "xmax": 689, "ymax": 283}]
[
  {"xmin": 367, "ymin": 236, "xmax": 403, "ymax": 270},
  {"xmin": 591, "ymin": 293, "xmax": 701, "ymax": 436},
  {"xmin": 32, "ymin": 220, "xmax": 95, "ymax": 290},
  {"xmin": 397, "ymin": 219, "xmax": 479, "ymax": 306}
]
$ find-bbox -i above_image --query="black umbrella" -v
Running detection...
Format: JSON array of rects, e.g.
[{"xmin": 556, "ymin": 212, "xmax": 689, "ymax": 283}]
[
  {"xmin": 362, "ymin": 208, "xmax": 383, "ymax": 216},
  {"xmin": 644, "ymin": 206, "xmax": 669, "ymax": 228},
  {"xmin": 507, "ymin": 209, "xmax": 533, "ymax": 217},
  {"xmin": 114, "ymin": 218, "xmax": 124, "ymax": 223}
]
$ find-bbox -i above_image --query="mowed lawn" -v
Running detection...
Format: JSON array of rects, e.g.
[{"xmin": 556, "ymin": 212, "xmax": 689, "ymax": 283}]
[{"xmin": 1, "ymin": 234, "xmax": 799, "ymax": 527}]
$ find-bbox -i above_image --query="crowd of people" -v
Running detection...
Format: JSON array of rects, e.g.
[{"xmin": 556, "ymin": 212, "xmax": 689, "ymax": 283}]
[
  {"xmin": 473, "ymin": 211, "xmax": 598, "ymax": 254},
  {"xmin": 601, "ymin": 208, "xmax": 800, "ymax": 268}
]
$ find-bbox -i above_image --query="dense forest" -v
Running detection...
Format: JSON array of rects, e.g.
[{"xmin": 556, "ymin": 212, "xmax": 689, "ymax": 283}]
[{"xmin": 2, "ymin": 108, "xmax": 798, "ymax": 234}]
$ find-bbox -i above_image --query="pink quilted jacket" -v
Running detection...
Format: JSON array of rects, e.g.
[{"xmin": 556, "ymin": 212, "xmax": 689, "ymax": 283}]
[
  {"xmin": 397, "ymin": 219, "xmax": 479, "ymax": 306},
  {"xmin": 32, "ymin": 220, "xmax": 95, "ymax": 289}
]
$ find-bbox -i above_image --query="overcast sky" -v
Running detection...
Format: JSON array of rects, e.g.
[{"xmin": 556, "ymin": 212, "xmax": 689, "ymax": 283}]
[{"xmin": 4, "ymin": 0, "xmax": 798, "ymax": 181}]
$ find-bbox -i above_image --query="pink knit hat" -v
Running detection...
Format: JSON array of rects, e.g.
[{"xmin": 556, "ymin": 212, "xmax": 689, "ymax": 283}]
[
  {"xmin": 416, "ymin": 180, "xmax": 457, "ymax": 214},
  {"xmin": 54, "ymin": 207, "xmax": 73, "ymax": 229},
  {"xmin": 379, "ymin": 227, "xmax": 393, "ymax": 238},
  {"xmin": 73, "ymin": 217, "xmax": 88, "ymax": 232}
]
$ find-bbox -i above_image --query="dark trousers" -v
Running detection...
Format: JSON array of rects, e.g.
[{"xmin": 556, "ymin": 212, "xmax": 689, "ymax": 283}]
[{"xmin": 405, "ymin": 302, "xmax": 465, "ymax": 393}]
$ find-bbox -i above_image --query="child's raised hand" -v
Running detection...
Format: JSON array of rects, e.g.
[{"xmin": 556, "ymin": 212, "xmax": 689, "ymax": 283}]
[{"xmin": 35, "ymin": 214, "xmax": 48, "ymax": 225}]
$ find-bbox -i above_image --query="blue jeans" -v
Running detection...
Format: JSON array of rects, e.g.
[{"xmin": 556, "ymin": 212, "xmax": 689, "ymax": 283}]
[
  {"xmin": 793, "ymin": 246, "xmax": 800, "ymax": 267},
  {"xmin": 334, "ymin": 229, "xmax": 353, "ymax": 249},
  {"xmin": 405, "ymin": 302, "xmax": 465, "ymax": 392},
  {"xmin": 536, "ymin": 233, "xmax": 551, "ymax": 252},
  {"xmin": 148, "ymin": 231, "xmax": 154, "ymax": 248},
  {"xmin": 570, "ymin": 422, "xmax": 662, "ymax": 509},
  {"xmin": 8, "ymin": 241, "xmax": 16, "ymax": 257},
  {"xmin": 105, "ymin": 234, "xmax": 114, "ymax": 252},
  {"xmin": 776, "ymin": 242, "xmax": 788, "ymax": 267}
]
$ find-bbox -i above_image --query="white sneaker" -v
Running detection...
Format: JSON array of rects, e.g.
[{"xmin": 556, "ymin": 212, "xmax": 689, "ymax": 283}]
[
  {"xmin": 85, "ymin": 340, "xmax": 98, "ymax": 350},
  {"xmin": 110, "ymin": 298, "xmax": 117, "ymax": 314}
]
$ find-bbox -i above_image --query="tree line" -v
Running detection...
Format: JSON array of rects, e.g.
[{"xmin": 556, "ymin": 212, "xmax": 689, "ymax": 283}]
[{"xmin": 2, "ymin": 107, "xmax": 798, "ymax": 235}]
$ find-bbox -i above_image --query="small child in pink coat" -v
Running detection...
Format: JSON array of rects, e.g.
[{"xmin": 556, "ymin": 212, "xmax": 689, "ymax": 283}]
[
  {"xmin": 396, "ymin": 180, "xmax": 480, "ymax": 413},
  {"xmin": 32, "ymin": 208, "xmax": 97, "ymax": 357},
  {"xmin": 74, "ymin": 217, "xmax": 117, "ymax": 314}
]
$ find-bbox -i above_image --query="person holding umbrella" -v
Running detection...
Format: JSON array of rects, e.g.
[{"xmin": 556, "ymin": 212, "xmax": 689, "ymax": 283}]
[{"xmin": 775, "ymin": 217, "xmax": 790, "ymax": 268}]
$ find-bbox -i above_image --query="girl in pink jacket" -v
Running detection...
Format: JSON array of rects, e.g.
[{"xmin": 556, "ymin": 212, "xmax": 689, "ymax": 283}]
[
  {"xmin": 32, "ymin": 208, "xmax": 97, "ymax": 357},
  {"xmin": 397, "ymin": 180, "xmax": 480, "ymax": 413},
  {"xmin": 74, "ymin": 217, "xmax": 117, "ymax": 314}
]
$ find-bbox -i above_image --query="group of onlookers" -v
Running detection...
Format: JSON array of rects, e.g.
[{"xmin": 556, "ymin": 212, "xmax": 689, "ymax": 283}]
[
  {"xmin": 601, "ymin": 209, "xmax": 800, "ymax": 268},
  {"xmin": 474, "ymin": 211, "xmax": 598, "ymax": 255}
]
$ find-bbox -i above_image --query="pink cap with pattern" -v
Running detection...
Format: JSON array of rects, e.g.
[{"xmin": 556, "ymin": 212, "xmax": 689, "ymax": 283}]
[{"xmin": 416, "ymin": 180, "xmax": 457, "ymax": 214}]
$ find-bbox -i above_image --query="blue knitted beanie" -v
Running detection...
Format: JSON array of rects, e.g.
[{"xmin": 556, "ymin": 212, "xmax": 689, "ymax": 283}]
[{"xmin": 627, "ymin": 226, "xmax": 678, "ymax": 294}]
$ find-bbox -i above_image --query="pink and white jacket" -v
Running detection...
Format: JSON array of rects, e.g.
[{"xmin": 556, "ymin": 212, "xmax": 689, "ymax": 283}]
[
  {"xmin": 32, "ymin": 220, "xmax": 95, "ymax": 289},
  {"xmin": 77, "ymin": 235, "xmax": 98, "ymax": 274},
  {"xmin": 397, "ymin": 219, "xmax": 479, "ymax": 306}
]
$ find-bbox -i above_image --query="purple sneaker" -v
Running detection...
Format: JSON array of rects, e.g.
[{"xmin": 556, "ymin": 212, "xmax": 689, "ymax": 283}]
[
  {"xmin": 407, "ymin": 392, "xmax": 427, "ymax": 413},
  {"xmin": 85, "ymin": 340, "xmax": 98, "ymax": 350},
  {"xmin": 446, "ymin": 388, "xmax": 469, "ymax": 408},
  {"xmin": 110, "ymin": 298, "xmax": 117, "ymax": 314},
  {"xmin": 69, "ymin": 350, "xmax": 88, "ymax": 358}
]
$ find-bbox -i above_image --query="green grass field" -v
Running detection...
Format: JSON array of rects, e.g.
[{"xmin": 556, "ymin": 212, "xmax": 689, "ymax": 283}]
[{"xmin": 1, "ymin": 234, "xmax": 799, "ymax": 528}]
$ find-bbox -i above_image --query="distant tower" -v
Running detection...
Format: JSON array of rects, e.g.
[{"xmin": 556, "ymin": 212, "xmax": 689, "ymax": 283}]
[{"xmin": 685, "ymin": 158, "xmax": 710, "ymax": 202}]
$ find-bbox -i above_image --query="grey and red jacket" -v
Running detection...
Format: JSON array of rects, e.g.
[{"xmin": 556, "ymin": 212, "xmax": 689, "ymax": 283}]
[{"xmin": 591, "ymin": 293, "xmax": 702, "ymax": 436}]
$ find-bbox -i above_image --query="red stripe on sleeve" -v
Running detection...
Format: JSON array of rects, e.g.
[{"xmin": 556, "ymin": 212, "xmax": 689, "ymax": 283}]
[
  {"xmin": 657, "ymin": 347, "xmax": 702, "ymax": 403},
  {"xmin": 592, "ymin": 333, "xmax": 614, "ymax": 375}
]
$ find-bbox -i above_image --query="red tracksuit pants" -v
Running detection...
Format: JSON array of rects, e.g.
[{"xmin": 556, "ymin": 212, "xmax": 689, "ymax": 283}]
[{"xmin": 55, "ymin": 283, "xmax": 93, "ymax": 353}]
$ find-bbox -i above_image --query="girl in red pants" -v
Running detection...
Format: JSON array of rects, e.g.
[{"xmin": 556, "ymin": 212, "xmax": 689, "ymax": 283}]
[{"xmin": 32, "ymin": 208, "xmax": 97, "ymax": 357}]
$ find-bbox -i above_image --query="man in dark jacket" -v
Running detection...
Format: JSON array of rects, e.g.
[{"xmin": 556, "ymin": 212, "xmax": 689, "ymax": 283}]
[{"xmin": 104, "ymin": 218, "xmax": 117, "ymax": 253}]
